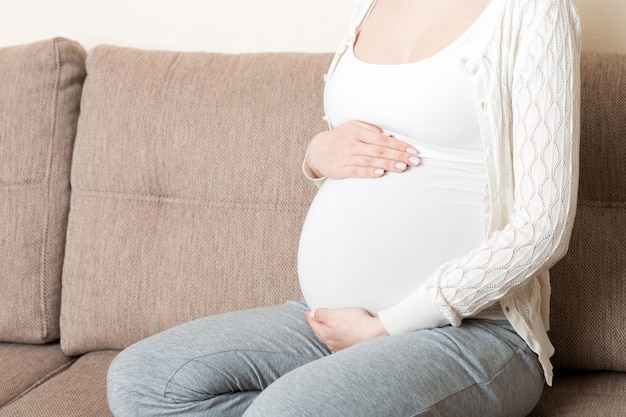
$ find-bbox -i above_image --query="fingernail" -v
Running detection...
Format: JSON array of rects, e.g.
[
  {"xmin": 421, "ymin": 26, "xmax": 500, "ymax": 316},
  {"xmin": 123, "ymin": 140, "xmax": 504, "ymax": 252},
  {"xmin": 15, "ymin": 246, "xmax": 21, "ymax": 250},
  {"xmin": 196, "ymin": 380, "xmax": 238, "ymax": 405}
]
[
  {"xmin": 309, "ymin": 309, "xmax": 316, "ymax": 319},
  {"xmin": 406, "ymin": 147, "xmax": 418, "ymax": 155},
  {"xmin": 395, "ymin": 162, "xmax": 407, "ymax": 170},
  {"xmin": 409, "ymin": 156, "xmax": 420, "ymax": 165},
  {"xmin": 374, "ymin": 168, "xmax": 384, "ymax": 176}
]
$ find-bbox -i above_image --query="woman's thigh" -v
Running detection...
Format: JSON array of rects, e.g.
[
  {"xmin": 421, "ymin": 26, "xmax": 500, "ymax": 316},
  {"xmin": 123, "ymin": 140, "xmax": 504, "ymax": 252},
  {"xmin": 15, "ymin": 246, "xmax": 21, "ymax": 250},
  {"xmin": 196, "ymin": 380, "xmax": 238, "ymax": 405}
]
[
  {"xmin": 107, "ymin": 301, "xmax": 329, "ymax": 417},
  {"xmin": 244, "ymin": 320, "xmax": 544, "ymax": 417}
]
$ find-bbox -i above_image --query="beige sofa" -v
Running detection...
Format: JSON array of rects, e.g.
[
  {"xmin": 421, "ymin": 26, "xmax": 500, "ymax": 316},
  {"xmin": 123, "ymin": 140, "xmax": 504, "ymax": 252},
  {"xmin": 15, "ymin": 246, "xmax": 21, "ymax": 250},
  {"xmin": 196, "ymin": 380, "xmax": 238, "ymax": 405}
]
[{"xmin": 0, "ymin": 37, "xmax": 624, "ymax": 417}]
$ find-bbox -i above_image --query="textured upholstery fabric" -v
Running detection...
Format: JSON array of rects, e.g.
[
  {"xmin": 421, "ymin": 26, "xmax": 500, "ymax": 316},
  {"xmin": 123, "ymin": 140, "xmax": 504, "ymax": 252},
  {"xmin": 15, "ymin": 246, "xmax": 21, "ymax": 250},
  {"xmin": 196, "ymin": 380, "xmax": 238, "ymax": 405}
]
[
  {"xmin": 0, "ymin": 43, "xmax": 623, "ymax": 416},
  {"xmin": 0, "ymin": 350, "xmax": 116, "ymax": 417},
  {"xmin": 0, "ymin": 343, "xmax": 72, "ymax": 407},
  {"xmin": 530, "ymin": 371, "xmax": 626, "ymax": 416},
  {"xmin": 547, "ymin": 52, "xmax": 626, "ymax": 372},
  {"xmin": 60, "ymin": 46, "xmax": 329, "ymax": 355},
  {"xmin": 0, "ymin": 38, "xmax": 86, "ymax": 343}
]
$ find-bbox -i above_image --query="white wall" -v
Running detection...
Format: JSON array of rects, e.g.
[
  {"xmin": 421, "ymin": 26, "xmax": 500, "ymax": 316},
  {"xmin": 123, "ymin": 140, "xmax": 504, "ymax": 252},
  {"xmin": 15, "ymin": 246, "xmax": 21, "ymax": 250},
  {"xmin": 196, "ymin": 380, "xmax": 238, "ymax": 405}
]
[
  {"xmin": 0, "ymin": 0, "xmax": 624, "ymax": 53},
  {"xmin": 0, "ymin": 0, "xmax": 351, "ymax": 52}
]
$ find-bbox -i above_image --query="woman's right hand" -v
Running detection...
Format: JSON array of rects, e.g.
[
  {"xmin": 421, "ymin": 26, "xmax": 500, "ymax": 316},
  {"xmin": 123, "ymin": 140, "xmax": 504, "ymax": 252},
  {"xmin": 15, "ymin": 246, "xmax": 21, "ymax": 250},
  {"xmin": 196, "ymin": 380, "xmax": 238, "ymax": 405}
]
[{"xmin": 304, "ymin": 121, "xmax": 420, "ymax": 179}]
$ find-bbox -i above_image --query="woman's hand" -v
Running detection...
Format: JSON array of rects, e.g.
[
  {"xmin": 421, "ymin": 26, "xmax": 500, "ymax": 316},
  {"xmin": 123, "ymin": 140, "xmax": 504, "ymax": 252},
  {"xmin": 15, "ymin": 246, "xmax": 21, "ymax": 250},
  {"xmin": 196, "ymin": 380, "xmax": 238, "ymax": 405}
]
[
  {"xmin": 304, "ymin": 121, "xmax": 420, "ymax": 179},
  {"xmin": 306, "ymin": 307, "xmax": 389, "ymax": 353}
]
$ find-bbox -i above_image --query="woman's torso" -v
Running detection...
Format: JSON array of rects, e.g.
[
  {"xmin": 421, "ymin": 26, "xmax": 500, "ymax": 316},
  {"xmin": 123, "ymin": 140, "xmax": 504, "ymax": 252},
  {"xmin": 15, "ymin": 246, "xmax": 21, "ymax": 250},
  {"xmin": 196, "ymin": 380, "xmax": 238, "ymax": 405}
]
[{"xmin": 298, "ymin": 1, "xmax": 500, "ymax": 315}]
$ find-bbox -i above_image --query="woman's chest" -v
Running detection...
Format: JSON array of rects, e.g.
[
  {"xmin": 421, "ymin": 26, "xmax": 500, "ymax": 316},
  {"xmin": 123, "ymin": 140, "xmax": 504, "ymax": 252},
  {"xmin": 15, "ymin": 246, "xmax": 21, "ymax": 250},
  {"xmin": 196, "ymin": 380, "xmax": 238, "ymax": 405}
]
[{"xmin": 354, "ymin": 0, "xmax": 493, "ymax": 64}]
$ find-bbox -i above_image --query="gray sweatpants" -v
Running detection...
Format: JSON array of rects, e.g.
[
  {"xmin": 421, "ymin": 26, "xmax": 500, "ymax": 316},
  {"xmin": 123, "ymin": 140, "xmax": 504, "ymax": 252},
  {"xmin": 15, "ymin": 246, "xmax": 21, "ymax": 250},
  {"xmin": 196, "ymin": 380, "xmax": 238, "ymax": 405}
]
[{"xmin": 107, "ymin": 300, "xmax": 544, "ymax": 417}]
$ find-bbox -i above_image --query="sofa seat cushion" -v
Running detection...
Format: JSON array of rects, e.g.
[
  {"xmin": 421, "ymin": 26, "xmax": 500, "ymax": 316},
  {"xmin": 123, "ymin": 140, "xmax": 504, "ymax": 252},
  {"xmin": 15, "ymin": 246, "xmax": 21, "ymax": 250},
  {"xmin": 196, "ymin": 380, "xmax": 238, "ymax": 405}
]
[
  {"xmin": 60, "ymin": 46, "xmax": 330, "ymax": 355},
  {"xmin": 0, "ymin": 343, "xmax": 73, "ymax": 407},
  {"xmin": 0, "ymin": 38, "xmax": 86, "ymax": 343},
  {"xmin": 529, "ymin": 371, "xmax": 626, "ymax": 416},
  {"xmin": 0, "ymin": 350, "xmax": 117, "ymax": 417}
]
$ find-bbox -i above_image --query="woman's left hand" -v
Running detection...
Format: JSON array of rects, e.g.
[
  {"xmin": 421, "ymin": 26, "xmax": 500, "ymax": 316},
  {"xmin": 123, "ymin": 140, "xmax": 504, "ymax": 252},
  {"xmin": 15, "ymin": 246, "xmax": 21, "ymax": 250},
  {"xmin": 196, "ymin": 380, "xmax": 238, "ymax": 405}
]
[{"xmin": 306, "ymin": 307, "xmax": 389, "ymax": 353}]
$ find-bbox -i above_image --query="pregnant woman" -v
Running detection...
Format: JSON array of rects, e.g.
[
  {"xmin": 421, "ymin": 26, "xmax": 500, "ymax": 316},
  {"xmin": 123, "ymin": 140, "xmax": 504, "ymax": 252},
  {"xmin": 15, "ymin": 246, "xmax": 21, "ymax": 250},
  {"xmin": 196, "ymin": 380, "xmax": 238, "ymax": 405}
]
[{"xmin": 107, "ymin": 0, "xmax": 580, "ymax": 416}]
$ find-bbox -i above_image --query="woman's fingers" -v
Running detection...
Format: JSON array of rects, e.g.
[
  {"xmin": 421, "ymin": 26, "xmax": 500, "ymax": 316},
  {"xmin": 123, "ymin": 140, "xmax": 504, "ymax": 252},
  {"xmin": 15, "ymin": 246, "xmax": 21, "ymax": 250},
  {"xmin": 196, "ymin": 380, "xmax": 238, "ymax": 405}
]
[
  {"xmin": 336, "ymin": 157, "xmax": 413, "ymax": 179},
  {"xmin": 350, "ymin": 120, "xmax": 385, "ymax": 133},
  {"xmin": 305, "ymin": 120, "xmax": 421, "ymax": 179},
  {"xmin": 356, "ymin": 128, "xmax": 420, "ymax": 164},
  {"xmin": 344, "ymin": 134, "xmax": 421, "ymax": 176},
  {"xmin": 353, "ymin": 144, "xmax": 420, "ymax": 167},
  {"xmin": 330, "ymin": 150, "xmax": 420, "ymax": 178},
  {"xmin": 306, "ymin": 307, "xmax": 389, "ymax": 353}
]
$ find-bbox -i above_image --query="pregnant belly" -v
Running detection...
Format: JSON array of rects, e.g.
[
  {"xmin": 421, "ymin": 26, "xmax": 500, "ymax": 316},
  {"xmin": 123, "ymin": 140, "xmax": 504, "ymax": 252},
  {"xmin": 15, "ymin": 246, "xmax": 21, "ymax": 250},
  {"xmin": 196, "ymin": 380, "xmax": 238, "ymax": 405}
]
[{"xmin": 297, "ymin": 160, "xmax": 487, "ymax": 315}]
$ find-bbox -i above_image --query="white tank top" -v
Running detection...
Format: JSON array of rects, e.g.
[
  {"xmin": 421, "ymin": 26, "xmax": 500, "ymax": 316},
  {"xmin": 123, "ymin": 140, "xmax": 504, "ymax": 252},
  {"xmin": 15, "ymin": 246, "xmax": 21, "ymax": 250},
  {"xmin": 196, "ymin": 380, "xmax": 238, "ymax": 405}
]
[{"xmin": 298, "ymin": 3, "xmax": 500, "ymax": 317}]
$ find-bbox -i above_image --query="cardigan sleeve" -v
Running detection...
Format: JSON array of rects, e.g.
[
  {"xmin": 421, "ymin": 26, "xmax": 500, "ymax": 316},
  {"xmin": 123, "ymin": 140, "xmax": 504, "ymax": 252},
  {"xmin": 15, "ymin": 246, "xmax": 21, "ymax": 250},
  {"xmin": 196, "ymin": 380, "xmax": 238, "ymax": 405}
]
[
  {"xmin": 301, "ymin": 148, "xmax": 327, "ymax": 188},
  {"xmin": 379, "ymin": 0, "xmax": 581, "ymax": 334}
]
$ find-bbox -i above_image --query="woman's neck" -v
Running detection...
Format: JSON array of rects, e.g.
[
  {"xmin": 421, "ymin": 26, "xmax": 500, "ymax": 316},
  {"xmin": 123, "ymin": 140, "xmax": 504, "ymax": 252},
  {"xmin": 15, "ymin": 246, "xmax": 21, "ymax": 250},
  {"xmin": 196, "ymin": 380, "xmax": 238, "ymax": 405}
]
[{"xmin": 353, "ymin": 0, "xmax": 492, "ymax": 65}]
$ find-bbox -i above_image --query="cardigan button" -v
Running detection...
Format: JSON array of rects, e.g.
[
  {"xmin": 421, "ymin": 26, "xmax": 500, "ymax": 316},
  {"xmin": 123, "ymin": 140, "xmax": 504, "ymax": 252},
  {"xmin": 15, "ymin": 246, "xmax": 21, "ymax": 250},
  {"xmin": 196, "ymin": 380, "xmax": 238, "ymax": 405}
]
[
  {"xmin": 480, "ymin": 100, "xmax": 488, "ymax": 111},
  {"xmin": 344, "ymin": 34, "xmax": 356, "ymax": 45}
]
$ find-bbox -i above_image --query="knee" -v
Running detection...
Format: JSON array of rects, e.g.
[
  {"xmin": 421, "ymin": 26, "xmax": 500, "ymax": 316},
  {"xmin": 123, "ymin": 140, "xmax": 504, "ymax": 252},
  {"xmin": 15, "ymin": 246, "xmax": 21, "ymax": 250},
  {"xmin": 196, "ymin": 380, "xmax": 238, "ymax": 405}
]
[
  {"xmin": 107, "ymin": 349, "xmax": 136, "ymax": 416},
  {"xmin": 107, "ymin": 343, "xmax": 243, "ymax": 416},
  {"xmin": 107, "ymin": 345, "xmax": 168, "ymax": 417},
  {"xmin": 107, "ymin": 348, "xmax": 146, "ymax": 416}
]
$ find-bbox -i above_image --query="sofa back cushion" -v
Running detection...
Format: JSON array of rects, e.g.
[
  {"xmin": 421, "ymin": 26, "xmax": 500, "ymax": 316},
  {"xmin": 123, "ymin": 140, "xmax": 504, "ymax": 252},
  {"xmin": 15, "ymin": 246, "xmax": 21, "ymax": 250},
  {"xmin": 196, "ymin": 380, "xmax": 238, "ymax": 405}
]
[
  {"xmin": 60, "ymin": 46, "xmax": 328, "ymax": 355},
  {"xmin": 548, "ymin": 52, "xmax": 626, "ymax": 372},
  {"xmin": 0, "ymin": 38, "xmax": 86, "ymax": 343}
]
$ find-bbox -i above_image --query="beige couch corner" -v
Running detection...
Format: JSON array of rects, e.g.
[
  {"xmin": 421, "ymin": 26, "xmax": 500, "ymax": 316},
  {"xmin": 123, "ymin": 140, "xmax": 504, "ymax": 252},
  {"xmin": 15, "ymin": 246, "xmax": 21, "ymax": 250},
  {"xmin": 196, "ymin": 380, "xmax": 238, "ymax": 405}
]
[
  {"xmin": 0, "ymin": 38, "xmax": 624, "ymax": 416},
  {"xmin": 0, "ymin": 37, "xmax": 85, "ymax": 410}
]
